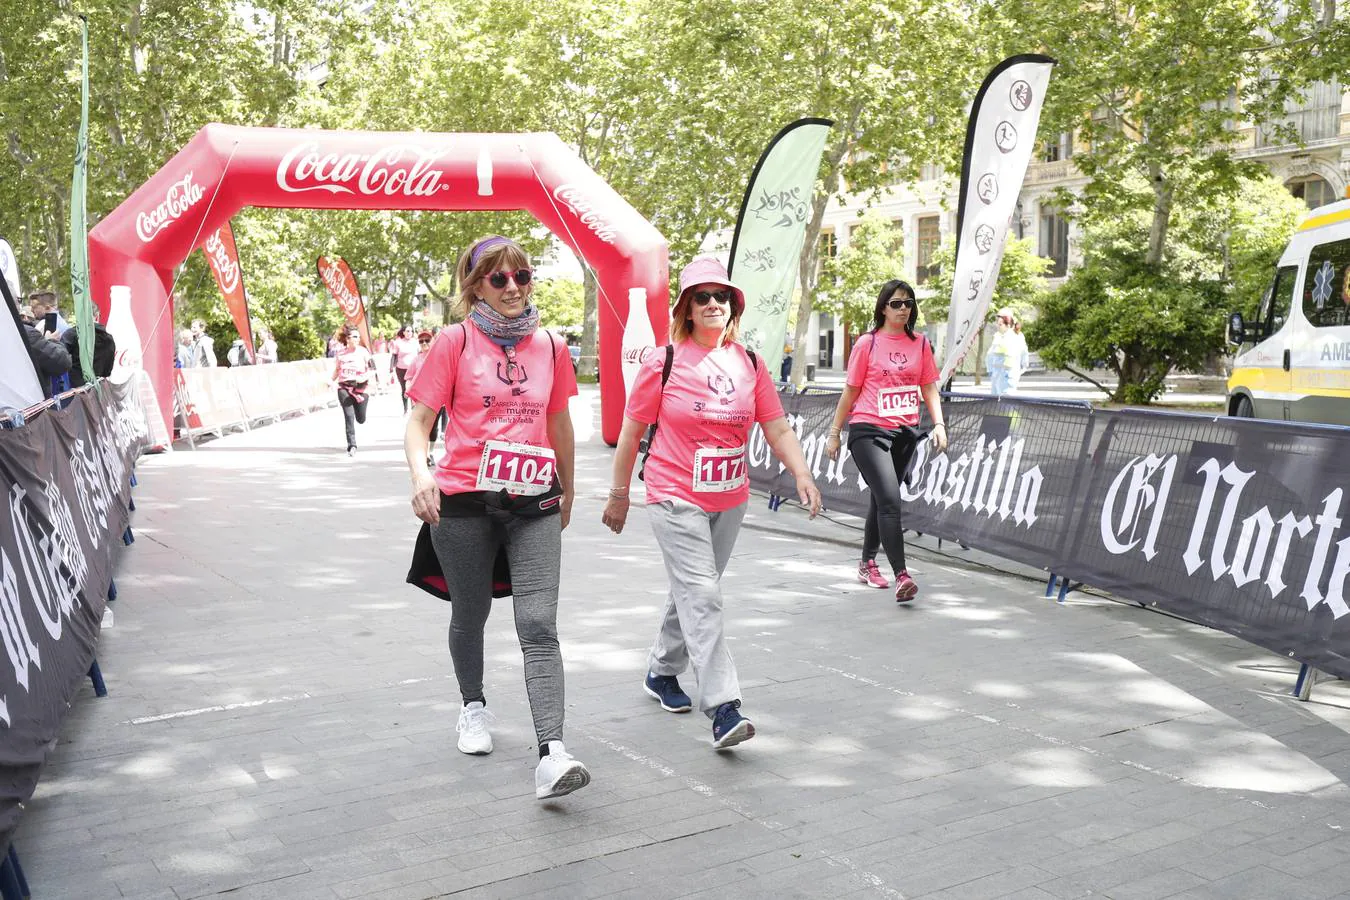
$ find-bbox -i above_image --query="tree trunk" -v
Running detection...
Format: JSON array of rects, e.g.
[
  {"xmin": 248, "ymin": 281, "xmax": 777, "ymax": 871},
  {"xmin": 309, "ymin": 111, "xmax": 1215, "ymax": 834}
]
[
  {"xmin": 1146, "ymin": 160, "xmax": 1173, "ymax": 267},
  {"xmin": 579, "ymin": 265, "xmax": 599, "ymax": 378}
]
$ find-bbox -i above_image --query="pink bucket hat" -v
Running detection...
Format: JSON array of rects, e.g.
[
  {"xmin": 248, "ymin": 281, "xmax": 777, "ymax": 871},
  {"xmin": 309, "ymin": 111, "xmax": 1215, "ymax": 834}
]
[{"xmin": 677, "ymin": 256, "xmax": 745, "ymax": 312}]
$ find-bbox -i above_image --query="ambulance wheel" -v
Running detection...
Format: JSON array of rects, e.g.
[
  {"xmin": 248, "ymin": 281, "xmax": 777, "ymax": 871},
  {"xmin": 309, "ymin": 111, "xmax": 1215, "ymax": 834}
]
[{"xmin": 1233, "ymin": 395, "xmax": 1254, "ymax": 418}]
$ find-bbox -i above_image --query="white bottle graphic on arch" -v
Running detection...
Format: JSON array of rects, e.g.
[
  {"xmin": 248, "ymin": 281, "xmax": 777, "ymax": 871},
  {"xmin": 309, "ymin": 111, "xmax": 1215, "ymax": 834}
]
[
  {"xmin": 105, "ymin": 285, "xmax": 143, "ymax": 385},
  {"xmin": 621, "ymin": 287, "xmax": 655, "ymax": 401}
]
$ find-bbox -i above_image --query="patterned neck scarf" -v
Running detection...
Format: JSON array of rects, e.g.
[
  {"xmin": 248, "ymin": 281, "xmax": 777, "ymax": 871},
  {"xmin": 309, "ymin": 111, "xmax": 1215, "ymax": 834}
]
[{"xmin": 469, "ymin": 299, "xmax": 539, "ymax": 347}]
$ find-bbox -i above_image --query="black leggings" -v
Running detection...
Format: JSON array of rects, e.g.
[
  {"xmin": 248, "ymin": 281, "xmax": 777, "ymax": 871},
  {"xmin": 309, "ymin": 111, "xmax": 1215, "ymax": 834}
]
[
  {"xmin": 850, "ymin": 429, "xmax": 908, "ymax": 575},
  {"xmin": 395, "ymin": 367, "xmax": 410, "ymax": 411},
  {"xmin": 338, "ymin": 389, "xmax": 369, "ymax": 449}
]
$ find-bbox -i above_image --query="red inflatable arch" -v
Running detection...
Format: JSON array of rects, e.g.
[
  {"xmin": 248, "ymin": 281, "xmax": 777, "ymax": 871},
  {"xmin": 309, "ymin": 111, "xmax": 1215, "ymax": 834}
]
[{"xmin": 88, "ymin": 124, "xmax": 669, "ymax": 445}]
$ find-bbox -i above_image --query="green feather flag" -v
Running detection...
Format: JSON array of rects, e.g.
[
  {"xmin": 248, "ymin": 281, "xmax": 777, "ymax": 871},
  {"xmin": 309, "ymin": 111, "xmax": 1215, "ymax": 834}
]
[{"xmin": 69, "ymin": 16, "xmax": 93, "ymax": 385}]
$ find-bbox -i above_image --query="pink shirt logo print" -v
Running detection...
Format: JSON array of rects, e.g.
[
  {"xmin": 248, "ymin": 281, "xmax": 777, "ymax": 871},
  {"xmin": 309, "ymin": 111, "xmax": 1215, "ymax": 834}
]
[{"xmin": 707, "ymin": 374, "xmax": 736, "ymax": 405}]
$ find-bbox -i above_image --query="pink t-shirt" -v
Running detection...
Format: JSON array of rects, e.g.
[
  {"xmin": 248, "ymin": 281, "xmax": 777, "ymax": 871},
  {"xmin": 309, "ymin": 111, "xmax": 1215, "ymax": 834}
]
[
  {"xmin": 626, "ymin": 341, "xmax": 784, "ymax": 513},
  {"xmin": 392, "ymin": 337, "xmax": 420, "ymax": 369},
  {"xmin": 405, "ymin": 350, "xmax": 430, "ymax": 388},
  {"xmin": 334, "ymin": 345, "xmax": 372, "ymax": 383},
  {"xmin": 407, "ymin": 324, "xmax": 577, "ymax": 496},
  {"xmin": 845, "ymin": 331, "xmax": 938, "ymax": 428}
]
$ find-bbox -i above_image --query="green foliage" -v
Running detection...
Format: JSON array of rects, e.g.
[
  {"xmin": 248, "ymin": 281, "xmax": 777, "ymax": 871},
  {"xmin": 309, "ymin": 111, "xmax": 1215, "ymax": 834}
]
[
  {"xmin": 817, "ymin": 210, "xmax": 906, "ymax": 337},
  {"xmin": 926, "ymin": 235, "xmax": 1050, "ymax": 326},
  {"xmin": 531, "ymin": 278, "xmax": 584, "ymax": 330},
  {"xmin": 1028, "ymin": 172, "xmax": 1304, "ymax": 402}
]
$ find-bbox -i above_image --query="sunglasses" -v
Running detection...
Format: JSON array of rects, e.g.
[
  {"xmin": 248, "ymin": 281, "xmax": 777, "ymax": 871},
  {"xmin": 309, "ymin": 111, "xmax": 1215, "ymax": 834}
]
[
  {"xmin": 485, "ymin": 268, "xmax": 533, "ymax": 290},
  {"xmin": 693, "ymin": 290, "xmax": 734, "ymax": 306},
  {"xmin": 886, "ymin": 298, "xmax": 916, "ymax": 310},
  {"xmin": 418, "ymin": 338, "xmax": 431, "ymax": 345}
]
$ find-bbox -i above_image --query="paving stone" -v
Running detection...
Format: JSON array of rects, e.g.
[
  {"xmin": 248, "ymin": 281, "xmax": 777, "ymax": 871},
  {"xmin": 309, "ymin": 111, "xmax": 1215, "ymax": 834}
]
[{"xmin": 15, "ymin": 390, "xmax": 1350, "ymax": 900}]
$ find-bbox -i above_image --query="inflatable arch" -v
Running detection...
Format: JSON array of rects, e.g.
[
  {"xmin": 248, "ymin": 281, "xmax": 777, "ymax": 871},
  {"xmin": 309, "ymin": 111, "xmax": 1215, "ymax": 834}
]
[{"xmin": 88, "ymin": 124, "xmax": 670, "ymax": 445}]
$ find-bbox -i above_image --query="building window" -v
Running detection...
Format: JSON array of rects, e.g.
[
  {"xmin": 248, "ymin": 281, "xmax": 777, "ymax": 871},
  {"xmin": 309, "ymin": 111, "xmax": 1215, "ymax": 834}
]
[
  {"xmin": 1040, "ymin": 208, "xmax": 1069, "ymax": 277},
  {"xmin": 919, "ymin": 163, "xmax": 944, "ymax": 182},
  {"xmin": 915, "ymin": 215, "xmax": 941, "ymax": 284},
  {"xmin": 1258, "ymin": 78, "xmax": 1341, "ymax": 146},
  {"xmin": 1287, "ymin": 175, "xmax": 1338, "ymax": 210},
  {"xmin": 1041, "ymin": 132, "xmax": 1074, "ymax": 162},
  {"xmin": 1012, "ymin": 200, "xmax": 1025, "ymax": 240}
]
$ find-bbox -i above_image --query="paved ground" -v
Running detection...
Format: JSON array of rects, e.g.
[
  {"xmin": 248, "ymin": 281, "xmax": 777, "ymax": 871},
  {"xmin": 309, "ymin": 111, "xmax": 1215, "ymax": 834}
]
[{"xmin": 20, "ymin": 386, "xmax": 1350, "ymax": 900}]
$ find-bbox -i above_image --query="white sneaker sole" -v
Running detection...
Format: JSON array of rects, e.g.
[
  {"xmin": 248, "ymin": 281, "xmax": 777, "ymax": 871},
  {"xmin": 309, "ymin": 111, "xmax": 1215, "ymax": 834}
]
[
  {"xmin": 643, "ymin": 683, "xmax": 692, "ymax": 713},
  {"xmin": 536, "ymin": 763, "xmax": 591, "ymax": 799},
  {"xmin": 712, "ymin": 720, "xmax": 755, "ymax": 749},
  {"xmin": 457, "ymin": 735, "xmax": 492, "ymax": 755},
  {"xmin": 857, "ymin": 572, "xmax": 888, "ymax": 589}
]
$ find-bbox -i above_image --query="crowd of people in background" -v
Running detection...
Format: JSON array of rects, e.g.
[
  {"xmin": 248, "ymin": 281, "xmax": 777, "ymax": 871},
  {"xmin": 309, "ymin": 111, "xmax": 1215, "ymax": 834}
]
[{"xmin": 7, "ymin": 290, "xmax": 116, "ymax": 399}]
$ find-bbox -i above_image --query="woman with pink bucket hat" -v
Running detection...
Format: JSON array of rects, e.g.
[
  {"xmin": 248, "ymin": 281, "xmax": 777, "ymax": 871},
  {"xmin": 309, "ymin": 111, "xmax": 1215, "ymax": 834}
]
[{"xmin": 602, "ymin": 256, "xmax": 822, "ymax": 749}]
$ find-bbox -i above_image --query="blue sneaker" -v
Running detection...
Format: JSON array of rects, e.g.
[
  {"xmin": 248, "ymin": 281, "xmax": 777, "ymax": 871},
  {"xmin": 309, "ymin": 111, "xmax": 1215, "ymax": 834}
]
[
  {"xmin": 643, "ymin": 672, "xmax": 693, "ymax": 713},
  {"xmin": 711, "ymin": 700, "xmax": 755, "ymax": 749}
]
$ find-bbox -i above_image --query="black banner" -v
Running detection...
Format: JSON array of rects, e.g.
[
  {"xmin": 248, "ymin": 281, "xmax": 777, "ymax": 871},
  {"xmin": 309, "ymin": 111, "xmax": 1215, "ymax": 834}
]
[
  {"xmin": 753, "ymin": 390, "xmax": 1350, "ymax": 681},
  {"xmin": 0, "ymin": 382, "xmax": 147, "ymax": 850}
]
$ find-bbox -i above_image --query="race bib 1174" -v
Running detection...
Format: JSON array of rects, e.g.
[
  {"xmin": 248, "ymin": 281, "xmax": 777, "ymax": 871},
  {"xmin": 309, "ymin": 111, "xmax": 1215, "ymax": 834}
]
[{"xmin": 693, "ymin": 445, "xmax": 747, "ymax": 493}]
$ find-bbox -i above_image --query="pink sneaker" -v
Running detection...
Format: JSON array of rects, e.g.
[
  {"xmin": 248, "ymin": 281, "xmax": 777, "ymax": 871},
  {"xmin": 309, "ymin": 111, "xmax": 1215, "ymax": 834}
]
[
  {"xmin": 894, "ymin": 571, "xmax": 918, "ymax": 602},
  {"xmin": 857, "ymin": 559, "xmax": 889, "ymax": 589}
]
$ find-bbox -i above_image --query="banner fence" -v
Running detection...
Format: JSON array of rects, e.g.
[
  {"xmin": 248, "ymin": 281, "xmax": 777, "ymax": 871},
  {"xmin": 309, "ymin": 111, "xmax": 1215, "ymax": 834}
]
[
  {"xmin": 752, "ymin": 389, "xmax": 1350, "ymax": 680},
  {"xmin": 175, "ymin": 359, "xmax": 338, "ymax": 443},
  {"xmin": 0, "ymin": 380, "xmax": 148, "ymax": 852}
]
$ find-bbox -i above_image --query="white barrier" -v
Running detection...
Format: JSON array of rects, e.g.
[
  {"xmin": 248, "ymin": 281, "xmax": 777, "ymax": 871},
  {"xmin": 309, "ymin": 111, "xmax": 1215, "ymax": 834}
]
[{"xmin": 177, "ymin": 359, "xmax": 336, "ymax": 445}]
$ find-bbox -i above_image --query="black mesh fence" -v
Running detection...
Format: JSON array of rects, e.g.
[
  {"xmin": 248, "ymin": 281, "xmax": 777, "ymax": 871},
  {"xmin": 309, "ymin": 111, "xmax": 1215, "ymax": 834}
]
[{"xmin": 750, "ymin": 392, "xmax": 1350, "ymax": 680}]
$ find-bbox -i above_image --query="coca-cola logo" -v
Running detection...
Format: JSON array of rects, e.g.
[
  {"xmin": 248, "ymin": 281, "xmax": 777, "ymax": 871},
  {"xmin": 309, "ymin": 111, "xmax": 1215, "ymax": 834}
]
[
  {"xmin": 204, "ymin": 231, "xmax": 240, "ymax": 294},
  {"xmin": 552, "ymin": 184, "xmax": 619, "ymax": 244},
  {"xmin": 136, "ymin": 173, "xmax": 205, "ymax": 243},
  {"xmin": 277, "ymin": 143, "xmax": 450, "ymax": 197},
  {"xmin": 319, "ymin": 260, "xmax": 363, "ymax": 319}
]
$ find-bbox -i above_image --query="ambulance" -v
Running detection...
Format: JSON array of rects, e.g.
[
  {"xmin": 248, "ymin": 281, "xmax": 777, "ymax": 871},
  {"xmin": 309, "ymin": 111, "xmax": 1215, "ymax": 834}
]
[{"xmin": 1227, "ymin": 198, "xmax": 1350, "ymax": 422}]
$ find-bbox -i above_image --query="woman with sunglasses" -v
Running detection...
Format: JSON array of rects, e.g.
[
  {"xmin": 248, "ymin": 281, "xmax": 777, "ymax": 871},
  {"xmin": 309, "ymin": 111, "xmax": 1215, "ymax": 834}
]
[
  {"xmin": 332, "ymin": 324, "xmax": 372, "ymax": 456},
  {"xmin": 603, "ymin": 257, "xmax": 822, "ymax": 750},
  {"xmin": 404, "ymin": 329, "xmax": 445, "ymax": 455},
  {"xmin": 825, "ymin": 280, "xmax": 948, "ymax": 602},
  {"xmin": 404, "ymin": 235, "xmax": 589, "ymax": 801}
]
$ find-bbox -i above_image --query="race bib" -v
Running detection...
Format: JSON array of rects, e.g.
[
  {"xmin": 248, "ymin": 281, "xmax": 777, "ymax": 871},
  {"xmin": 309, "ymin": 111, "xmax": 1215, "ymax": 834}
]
[
  {"xmin": 476, "ymin": 440, "xmax": 556, "ymax": 495},
  {"xmin": 877, "ymin": 385, "xmax": 921, "ymax": 420},
  {"xmin": 693, "ymin": 445, "xmax": 748, "ymax": 493}
]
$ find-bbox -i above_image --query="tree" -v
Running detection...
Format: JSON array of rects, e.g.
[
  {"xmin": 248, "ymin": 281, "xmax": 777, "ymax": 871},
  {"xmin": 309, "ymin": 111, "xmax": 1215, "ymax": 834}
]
[
  {"xmin": 531, "ymin": 278, "xmax": 584, "ymax": 330},
  {"xmin": 1029, "ymin": 172, "xmax": 1305, "ymax": 402},
  {"xmin": 927, "ymin": 235, "xmax": 1050, "ymax": 325},
  {"xmin": 817, "ymin": 210, "xmax": 907, "ymax": 340},
  {"xmin": 996, "ymin": 0, "xmax": 1349, "ymax": 273}
]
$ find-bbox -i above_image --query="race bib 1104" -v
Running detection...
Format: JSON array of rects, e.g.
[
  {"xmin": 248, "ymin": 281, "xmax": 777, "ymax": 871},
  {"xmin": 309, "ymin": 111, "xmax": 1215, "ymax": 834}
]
[
  {"xmin": 693, "ymin": 445, "xmax": 747, "ymax": 493},
  {"xmin": 476, "ymin": 440, "xmax": 556, "ymax": 495},
  {"xmin": 877, "ymin": 385, "xmax": 921, "ymax": 420}
]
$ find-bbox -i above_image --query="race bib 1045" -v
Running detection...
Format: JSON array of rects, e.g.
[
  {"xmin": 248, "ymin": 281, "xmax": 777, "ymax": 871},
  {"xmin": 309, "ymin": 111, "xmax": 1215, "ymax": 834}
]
[
  {"xmin": 877, "ymin": 385, "xmax": 921, "ymax": 420},
  {"xmin": 476, "ymin": 440, "xmax": 556, "ymax": 495},
  {"xmin": 693, "ymin": 445, "xmax": 747, "ymax": 493}
]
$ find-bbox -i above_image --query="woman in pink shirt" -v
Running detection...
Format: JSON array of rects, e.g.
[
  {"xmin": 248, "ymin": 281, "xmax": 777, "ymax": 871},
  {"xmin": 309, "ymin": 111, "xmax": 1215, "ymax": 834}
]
[
  {"xmin": 403, "ymin": 235, "xmax": 589, "ymax": 801},
  {"xmin": 391, "ymin": 325, "xmax": 420, "ymax": 413},
  {"xmin": 825, "ymin": 280, "xmax": 949, "ymax": 601},
  {"xmin": 603, "ymin": 257, "xmax": 821, "ymax": 750},
  {"xmin": 331, "ymin": 324, "xmax": 372, "ymax": 456}
]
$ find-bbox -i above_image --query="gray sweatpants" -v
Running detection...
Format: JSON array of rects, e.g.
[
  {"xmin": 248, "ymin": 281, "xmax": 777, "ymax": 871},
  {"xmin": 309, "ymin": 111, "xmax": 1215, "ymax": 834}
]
[
  {"xmin": 429, "ymin": 513, "xmax": 565, "ymax": 745},
  {"xmin": 646, "ymin": 499, "xmax": 747, "ymax": 718}
]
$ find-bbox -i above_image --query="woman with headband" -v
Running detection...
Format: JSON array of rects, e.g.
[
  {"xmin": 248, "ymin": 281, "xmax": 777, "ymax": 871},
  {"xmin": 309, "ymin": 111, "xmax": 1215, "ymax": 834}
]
[{"xmin": 404, "ymin": 235, "xmax": 589, "ymax": 800}]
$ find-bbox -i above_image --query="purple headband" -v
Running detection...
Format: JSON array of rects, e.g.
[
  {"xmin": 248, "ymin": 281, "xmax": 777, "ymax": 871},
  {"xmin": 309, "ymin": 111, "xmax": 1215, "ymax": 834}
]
[{"xmin": 469, "ymin": 235, "xmax": 520, "ymax": 268}]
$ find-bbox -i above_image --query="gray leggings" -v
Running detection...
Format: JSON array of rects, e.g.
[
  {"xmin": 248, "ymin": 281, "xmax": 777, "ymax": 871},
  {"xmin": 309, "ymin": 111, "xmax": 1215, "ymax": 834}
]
[{"xmin": 429, "ymin": 512, "xmax": 565, "ymax": 745}]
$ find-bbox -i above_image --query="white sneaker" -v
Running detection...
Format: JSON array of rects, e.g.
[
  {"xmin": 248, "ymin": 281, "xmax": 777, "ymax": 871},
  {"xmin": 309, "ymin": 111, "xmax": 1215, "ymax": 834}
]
[
  {"xmin": 534, "ymin": 740, "xmax": 591, "ymax": 800},
  {"xmin": 456, "ymin": 701, "xmax": 494, "ymax": 755}
]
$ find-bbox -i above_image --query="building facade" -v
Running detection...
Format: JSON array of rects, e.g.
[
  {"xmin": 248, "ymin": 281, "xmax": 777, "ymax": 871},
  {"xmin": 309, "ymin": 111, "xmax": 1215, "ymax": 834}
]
[{"xmin": 789, "ymin": 80, "xmax": 1350, "ymax": 372}]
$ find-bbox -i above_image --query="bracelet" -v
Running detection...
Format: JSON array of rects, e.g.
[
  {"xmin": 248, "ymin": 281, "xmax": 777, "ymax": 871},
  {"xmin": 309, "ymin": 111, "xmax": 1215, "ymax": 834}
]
[
  {"xmin": 828, "ymin": 426, "xmax": 842, "ymax": 436},
  {"xmin": 934, "ymin": 422, "xmax": 946, "ymax": 429},
  {"xmin": 608, "ymin": 487, "xmax": 630, "ymax": 498}
]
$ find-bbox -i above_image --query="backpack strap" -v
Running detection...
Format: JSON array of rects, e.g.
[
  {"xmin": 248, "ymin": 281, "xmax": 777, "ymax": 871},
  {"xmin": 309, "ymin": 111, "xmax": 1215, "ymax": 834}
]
[{"xmin": 637, "ymin": 344, "xmax": 675, "ymax": 481}]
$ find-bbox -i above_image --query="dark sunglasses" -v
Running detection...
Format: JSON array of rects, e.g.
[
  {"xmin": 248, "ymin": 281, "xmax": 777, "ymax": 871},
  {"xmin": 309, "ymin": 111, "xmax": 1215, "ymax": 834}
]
[
  {"xmin": 693, "ymin": 290, "xmax": 734, "ymax": 306},
  {"xmin": 418, "ymin": 338, "xmax": 431, "ymax": 345},
  {"xmin": 886, "ymin": 298, "xmax": 916, "ymax": 310},
  {"xmin": 485, "ymin": 268, "xmax": 533, "ymax": 289}
]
